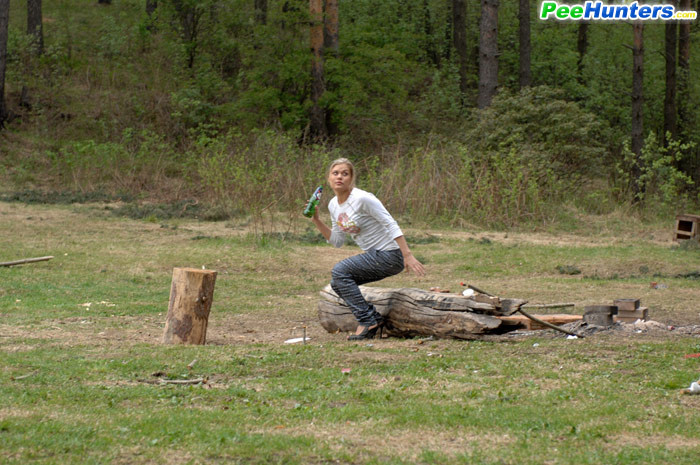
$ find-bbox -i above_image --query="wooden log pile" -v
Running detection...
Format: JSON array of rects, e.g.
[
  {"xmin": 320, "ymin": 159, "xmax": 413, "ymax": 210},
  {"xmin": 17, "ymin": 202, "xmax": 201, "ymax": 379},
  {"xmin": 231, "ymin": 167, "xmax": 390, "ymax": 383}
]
[{"xmin": 318, "ymin": 285, "xmax": 528, "ymax": 340}]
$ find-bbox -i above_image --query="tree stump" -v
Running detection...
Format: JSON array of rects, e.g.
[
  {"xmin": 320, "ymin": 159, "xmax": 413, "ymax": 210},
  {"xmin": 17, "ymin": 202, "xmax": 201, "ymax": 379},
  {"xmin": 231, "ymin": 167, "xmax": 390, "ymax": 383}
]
[
  {"xmin": 318, "ymin": 285, "xmax": 527, "ymax": 340},
  {"xmin": 163, "ymin": 268, "xmax": 217, "ymax": 345}
]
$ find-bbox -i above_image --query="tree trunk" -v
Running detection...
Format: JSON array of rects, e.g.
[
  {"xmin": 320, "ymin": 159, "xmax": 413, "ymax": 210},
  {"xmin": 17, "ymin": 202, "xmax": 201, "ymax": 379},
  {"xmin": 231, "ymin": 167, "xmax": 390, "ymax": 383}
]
[
  {"xmin": 423, "ymin": 0, "xmax": 439, "ymax": 67},
  {"xmin": 452, "ymin": 0, "xmax": 468, "ymax": 98},
  {"xmin": 323, "ymin": 0, "xmax": 338, "ymax": 136},
  {"xmin": 664, "ymin": 5, "xmax": 678, "ymax": 145},
  {"xmin": 171, "ymin": 1, "xmax": 204, "ymax": 69},
  {"xmin": 163, "ymin": 268, "xmax": 217, "ymax": 345},
  {"xmin": 477, "ymin": 0, "xmax": 498, "ymax": 108},
  {"xmin": 677, "ymin": 0, "xmax": 690, "ymax": 136},
  {"xmin": 254, "ymin": 0, "xmax": 267, "ymax": 25},
  {"xmin": 323, "ymin": 0, "xmax": 338, "ymax": 52},
  {"xmin": 518, "ymin": 0, "xmax": 531, "ymax": 88},
  {"xmin": 146, "ymin": 0, "xmax": 158, "ymax": 31},
  {"xmin": 146, "ymin": 0, "xmax": 158, "ymax": 16},
  {"xmin": 27, "ymin": 0, "xmax": 43, "ymax": 55},
  {"xmin": 677, "ymin": 0, "xmax": 694, "ymax": 179},
  {"xmin": 0, "ymin": 0, "xmax": 9, "ymax": 128},
  {"xmin": 318, "ymin": 285, "xmax": 527, "ymax": 340},
  {"xmin": 309, "ymin": 0, "xmax": 327, "ymax": 140},
  {"xmin": 631, "ymin": 22, "xmax": 644, "ymax": 201},
  {"xmin": 576, "ymin": 22, "xmax": 589, "ymax": 84}
]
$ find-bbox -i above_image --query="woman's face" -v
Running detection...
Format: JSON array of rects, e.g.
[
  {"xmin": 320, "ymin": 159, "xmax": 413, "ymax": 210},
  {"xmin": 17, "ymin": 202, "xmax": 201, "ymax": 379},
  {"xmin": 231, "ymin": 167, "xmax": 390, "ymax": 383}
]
[{"xmin": 328, "ymin": 163, "xmax": 353, "ymax": 193}]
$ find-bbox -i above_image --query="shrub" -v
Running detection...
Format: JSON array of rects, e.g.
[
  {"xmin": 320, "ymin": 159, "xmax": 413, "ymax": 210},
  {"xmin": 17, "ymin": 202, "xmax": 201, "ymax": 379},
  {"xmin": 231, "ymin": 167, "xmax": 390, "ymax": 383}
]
[
  {"xmin": 463, "ymin": 86, "xmax": 612, "ymax": 181},
  {"xmin": 615, "ymin": 132, "xmax": 696, "ymax": 208}
]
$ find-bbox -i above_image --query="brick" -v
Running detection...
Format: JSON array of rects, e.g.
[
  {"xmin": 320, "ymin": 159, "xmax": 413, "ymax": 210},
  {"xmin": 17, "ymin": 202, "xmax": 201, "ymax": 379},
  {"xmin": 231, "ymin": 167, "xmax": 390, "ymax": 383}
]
[
  {"xmin": 616, "ymin": 307, "xmax": 648, "ymax": 321},
  {"xmin": 614, "ymin": 298, "xmax": 640, "ymax": 311}
]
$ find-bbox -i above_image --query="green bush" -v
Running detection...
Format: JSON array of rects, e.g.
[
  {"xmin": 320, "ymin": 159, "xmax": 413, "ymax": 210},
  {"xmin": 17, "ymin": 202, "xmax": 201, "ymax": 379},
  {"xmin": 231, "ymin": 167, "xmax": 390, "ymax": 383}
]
[
  {"xmin": 463, "ymin": 86, "xmax": 612, "ymax": 180},
  {"xmin": 615, "ymin": 132, "xmax": 696, "ymax": 208}
]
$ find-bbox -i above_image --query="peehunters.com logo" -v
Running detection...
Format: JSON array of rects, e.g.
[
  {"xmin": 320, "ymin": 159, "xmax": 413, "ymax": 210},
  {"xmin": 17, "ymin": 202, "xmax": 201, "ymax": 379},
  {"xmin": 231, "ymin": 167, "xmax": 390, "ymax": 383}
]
[{"xmin": 540, "ymin": 1, "xmax": 698, "ymax": 20}]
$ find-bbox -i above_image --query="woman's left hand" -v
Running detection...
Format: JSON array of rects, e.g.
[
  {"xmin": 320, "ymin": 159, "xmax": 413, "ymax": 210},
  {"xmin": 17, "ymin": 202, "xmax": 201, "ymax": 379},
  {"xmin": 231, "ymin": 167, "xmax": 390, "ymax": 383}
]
[
  {"xmin": 404, "ymin": 253, "xmax": 425, "ymax": 277},
  {"xmin": 394, "ymin": 236, "xmax": 425, "ymax": 277}
]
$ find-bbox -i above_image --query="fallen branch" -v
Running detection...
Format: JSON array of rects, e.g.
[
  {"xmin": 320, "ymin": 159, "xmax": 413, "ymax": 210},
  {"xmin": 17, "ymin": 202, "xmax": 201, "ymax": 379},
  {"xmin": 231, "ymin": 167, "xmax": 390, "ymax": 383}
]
[
  {"xmin": 516, "ymin": 307, "xmax": 584, "ymax": 338},
  {"xmin": 522, "ymin": 303, "xmax": 575, "ymax": 309},
  {"xmin": 11, "ymin": 371, "xmax": 38, "ymax": 381},
  {"xmin": 467, "ymin": 284, "xmax": 493, "ymax": 296},
  {"xmin": 0, "ymin": 256, "xmax": 54, "ymax": 267},
  {"xmin": 159, "ymin": 378, "xmax": 207, "ymax": 385}
]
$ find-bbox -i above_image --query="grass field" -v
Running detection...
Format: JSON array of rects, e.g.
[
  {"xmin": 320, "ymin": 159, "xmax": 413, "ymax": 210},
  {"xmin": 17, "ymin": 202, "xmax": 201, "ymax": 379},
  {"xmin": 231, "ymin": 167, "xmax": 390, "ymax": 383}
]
[{"xmin": 2, "ymin": 200, "xmax": 700, "ymax": 464}]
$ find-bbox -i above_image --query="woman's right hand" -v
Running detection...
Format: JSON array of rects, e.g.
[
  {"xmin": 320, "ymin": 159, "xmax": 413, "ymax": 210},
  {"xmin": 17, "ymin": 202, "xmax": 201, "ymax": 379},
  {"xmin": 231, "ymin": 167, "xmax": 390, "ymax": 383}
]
[{"xmin": 311, "ymin": 207, "xmax": 332, "ymax": 241}]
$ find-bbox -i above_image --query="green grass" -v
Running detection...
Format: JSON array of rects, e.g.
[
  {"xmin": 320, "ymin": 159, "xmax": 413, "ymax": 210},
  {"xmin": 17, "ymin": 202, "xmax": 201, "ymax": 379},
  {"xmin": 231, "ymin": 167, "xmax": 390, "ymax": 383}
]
[{"xmin": 2, "ymin": 201, "xmax": 700, "ymax": 464}]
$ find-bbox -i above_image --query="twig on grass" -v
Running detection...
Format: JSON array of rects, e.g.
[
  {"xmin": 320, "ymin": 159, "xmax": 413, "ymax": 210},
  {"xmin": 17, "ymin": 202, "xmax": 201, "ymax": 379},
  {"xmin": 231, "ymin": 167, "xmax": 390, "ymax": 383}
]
[
  {"xmin": 137, "ymin": 375, "xmax": 208, "ymax": 386},
  {"xmin": 0, "ymin": 256, "xmax": 54, "ymax": 267},
  {"xmin": 11, "ymin": 371, "xmax": 38, "ymax": 381},
  {"xmin": 159, "ymin": 378, "xmax": 207, "ymax": 385}
]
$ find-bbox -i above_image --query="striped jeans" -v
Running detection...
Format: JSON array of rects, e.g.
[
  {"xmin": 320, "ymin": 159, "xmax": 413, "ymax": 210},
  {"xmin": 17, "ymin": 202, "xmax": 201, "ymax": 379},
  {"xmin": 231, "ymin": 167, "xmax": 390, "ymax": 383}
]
[{"xmin": 330, "ymin": 248, "xmax": 405, "ymax": 326}]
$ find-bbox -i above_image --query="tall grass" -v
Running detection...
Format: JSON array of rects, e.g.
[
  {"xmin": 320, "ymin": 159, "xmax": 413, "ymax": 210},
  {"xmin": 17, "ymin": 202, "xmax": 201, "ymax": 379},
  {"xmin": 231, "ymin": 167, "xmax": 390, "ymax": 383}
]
[{"xmin": 2, "ymin": 126, "xmax": 691, "ymax": 230}]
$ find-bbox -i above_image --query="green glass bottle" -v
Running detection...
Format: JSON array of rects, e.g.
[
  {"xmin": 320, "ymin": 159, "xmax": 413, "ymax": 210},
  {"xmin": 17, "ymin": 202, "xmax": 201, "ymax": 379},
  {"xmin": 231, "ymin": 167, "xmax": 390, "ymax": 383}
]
[{"xmin": 303, "ymin": 186, "xmax": 323, "ymax": 218}]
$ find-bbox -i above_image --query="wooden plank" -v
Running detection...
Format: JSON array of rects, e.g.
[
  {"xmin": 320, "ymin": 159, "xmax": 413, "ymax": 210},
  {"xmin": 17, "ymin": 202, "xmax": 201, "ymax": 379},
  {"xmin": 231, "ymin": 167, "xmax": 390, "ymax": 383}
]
[
  {"xmin": 675, "ymin": 214, "xmax": 700, "ymax": 242},
  {"xmin": 676, "ymin": 214, "xmax": 700, "ymax": 221},
  {"xmin": 497, "ymin": 314, "xmax": 582, "ymax": 330}
]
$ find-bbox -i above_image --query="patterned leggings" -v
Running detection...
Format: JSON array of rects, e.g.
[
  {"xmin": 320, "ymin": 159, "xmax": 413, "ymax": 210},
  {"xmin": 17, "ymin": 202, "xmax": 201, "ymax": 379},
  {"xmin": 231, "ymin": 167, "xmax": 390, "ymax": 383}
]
[{"xmin": 330, "ymin": 248, "xmax": 405, "ymax": 326}]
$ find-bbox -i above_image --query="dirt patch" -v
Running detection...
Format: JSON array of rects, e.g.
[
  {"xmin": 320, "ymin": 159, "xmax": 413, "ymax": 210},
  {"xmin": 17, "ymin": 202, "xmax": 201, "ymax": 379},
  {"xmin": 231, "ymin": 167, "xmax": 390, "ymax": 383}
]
[
  {"xmin": 262, "ymin": 420, "xmax": 515, "ymax": 461},
  {"xmin": 0, "ymin": 309, "xmax": 346, "ymax": 350},
  {"xmin": 608, "ymin": 433, "xmax": 700, "ymax": 450},
  {"xmin": 3, "ymin": 313, "xmax": 698, "ymax": 356},
  {"xmin": 111, "ymin": 447, "xmax": 195, "ymax": 465},
  {"xmin": 424, "ymin": 227, "xmax": 675, "ymax": 248}
]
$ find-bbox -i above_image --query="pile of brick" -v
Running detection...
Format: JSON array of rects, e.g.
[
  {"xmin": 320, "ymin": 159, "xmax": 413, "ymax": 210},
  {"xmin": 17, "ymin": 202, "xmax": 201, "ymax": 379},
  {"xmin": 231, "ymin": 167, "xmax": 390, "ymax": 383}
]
[{"xmin": 614, "ymin": 298, "xmax": 649, "ymax": 323}]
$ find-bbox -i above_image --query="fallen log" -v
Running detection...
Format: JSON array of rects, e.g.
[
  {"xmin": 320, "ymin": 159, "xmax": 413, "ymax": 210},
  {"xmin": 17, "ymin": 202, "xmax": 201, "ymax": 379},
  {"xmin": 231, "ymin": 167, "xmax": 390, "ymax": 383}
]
[
  {"xmin": 0, "ymin": 256, "xmax": 53, "ymax": 267},
  {"xmin": 318, "ymin": 285, "xmax": 528, "ymax": 340}
]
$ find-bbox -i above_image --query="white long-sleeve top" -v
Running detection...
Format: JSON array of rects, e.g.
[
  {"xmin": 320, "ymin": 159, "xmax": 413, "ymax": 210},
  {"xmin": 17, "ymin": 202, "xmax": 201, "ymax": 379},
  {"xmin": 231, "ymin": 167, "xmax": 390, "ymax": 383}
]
[{"xmin": 328, "ymin": 188, "xmax": 403, "ymax": 251}]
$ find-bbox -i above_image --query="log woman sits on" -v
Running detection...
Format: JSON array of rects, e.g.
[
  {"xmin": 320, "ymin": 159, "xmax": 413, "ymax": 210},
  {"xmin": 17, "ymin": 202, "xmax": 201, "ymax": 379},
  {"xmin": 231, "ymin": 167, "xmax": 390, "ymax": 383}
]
[{"xmin": 311, "ymin": 158, "xmax": 425, "ymax": 340}]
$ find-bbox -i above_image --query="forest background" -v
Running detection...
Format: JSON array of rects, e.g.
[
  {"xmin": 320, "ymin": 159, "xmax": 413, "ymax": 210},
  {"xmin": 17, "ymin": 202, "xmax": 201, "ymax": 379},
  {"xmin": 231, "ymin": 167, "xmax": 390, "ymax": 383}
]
[{"xmin": 0, "ymin": 0, "xmax": 699, "ymax": 229}]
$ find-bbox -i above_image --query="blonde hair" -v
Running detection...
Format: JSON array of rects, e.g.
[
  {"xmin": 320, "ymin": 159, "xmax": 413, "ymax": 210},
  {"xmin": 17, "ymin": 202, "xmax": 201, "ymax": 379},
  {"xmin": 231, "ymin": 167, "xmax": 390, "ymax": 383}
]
[{"xmin": 328, "ymin": 158, "xmax": 356, "ymax": 188}]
